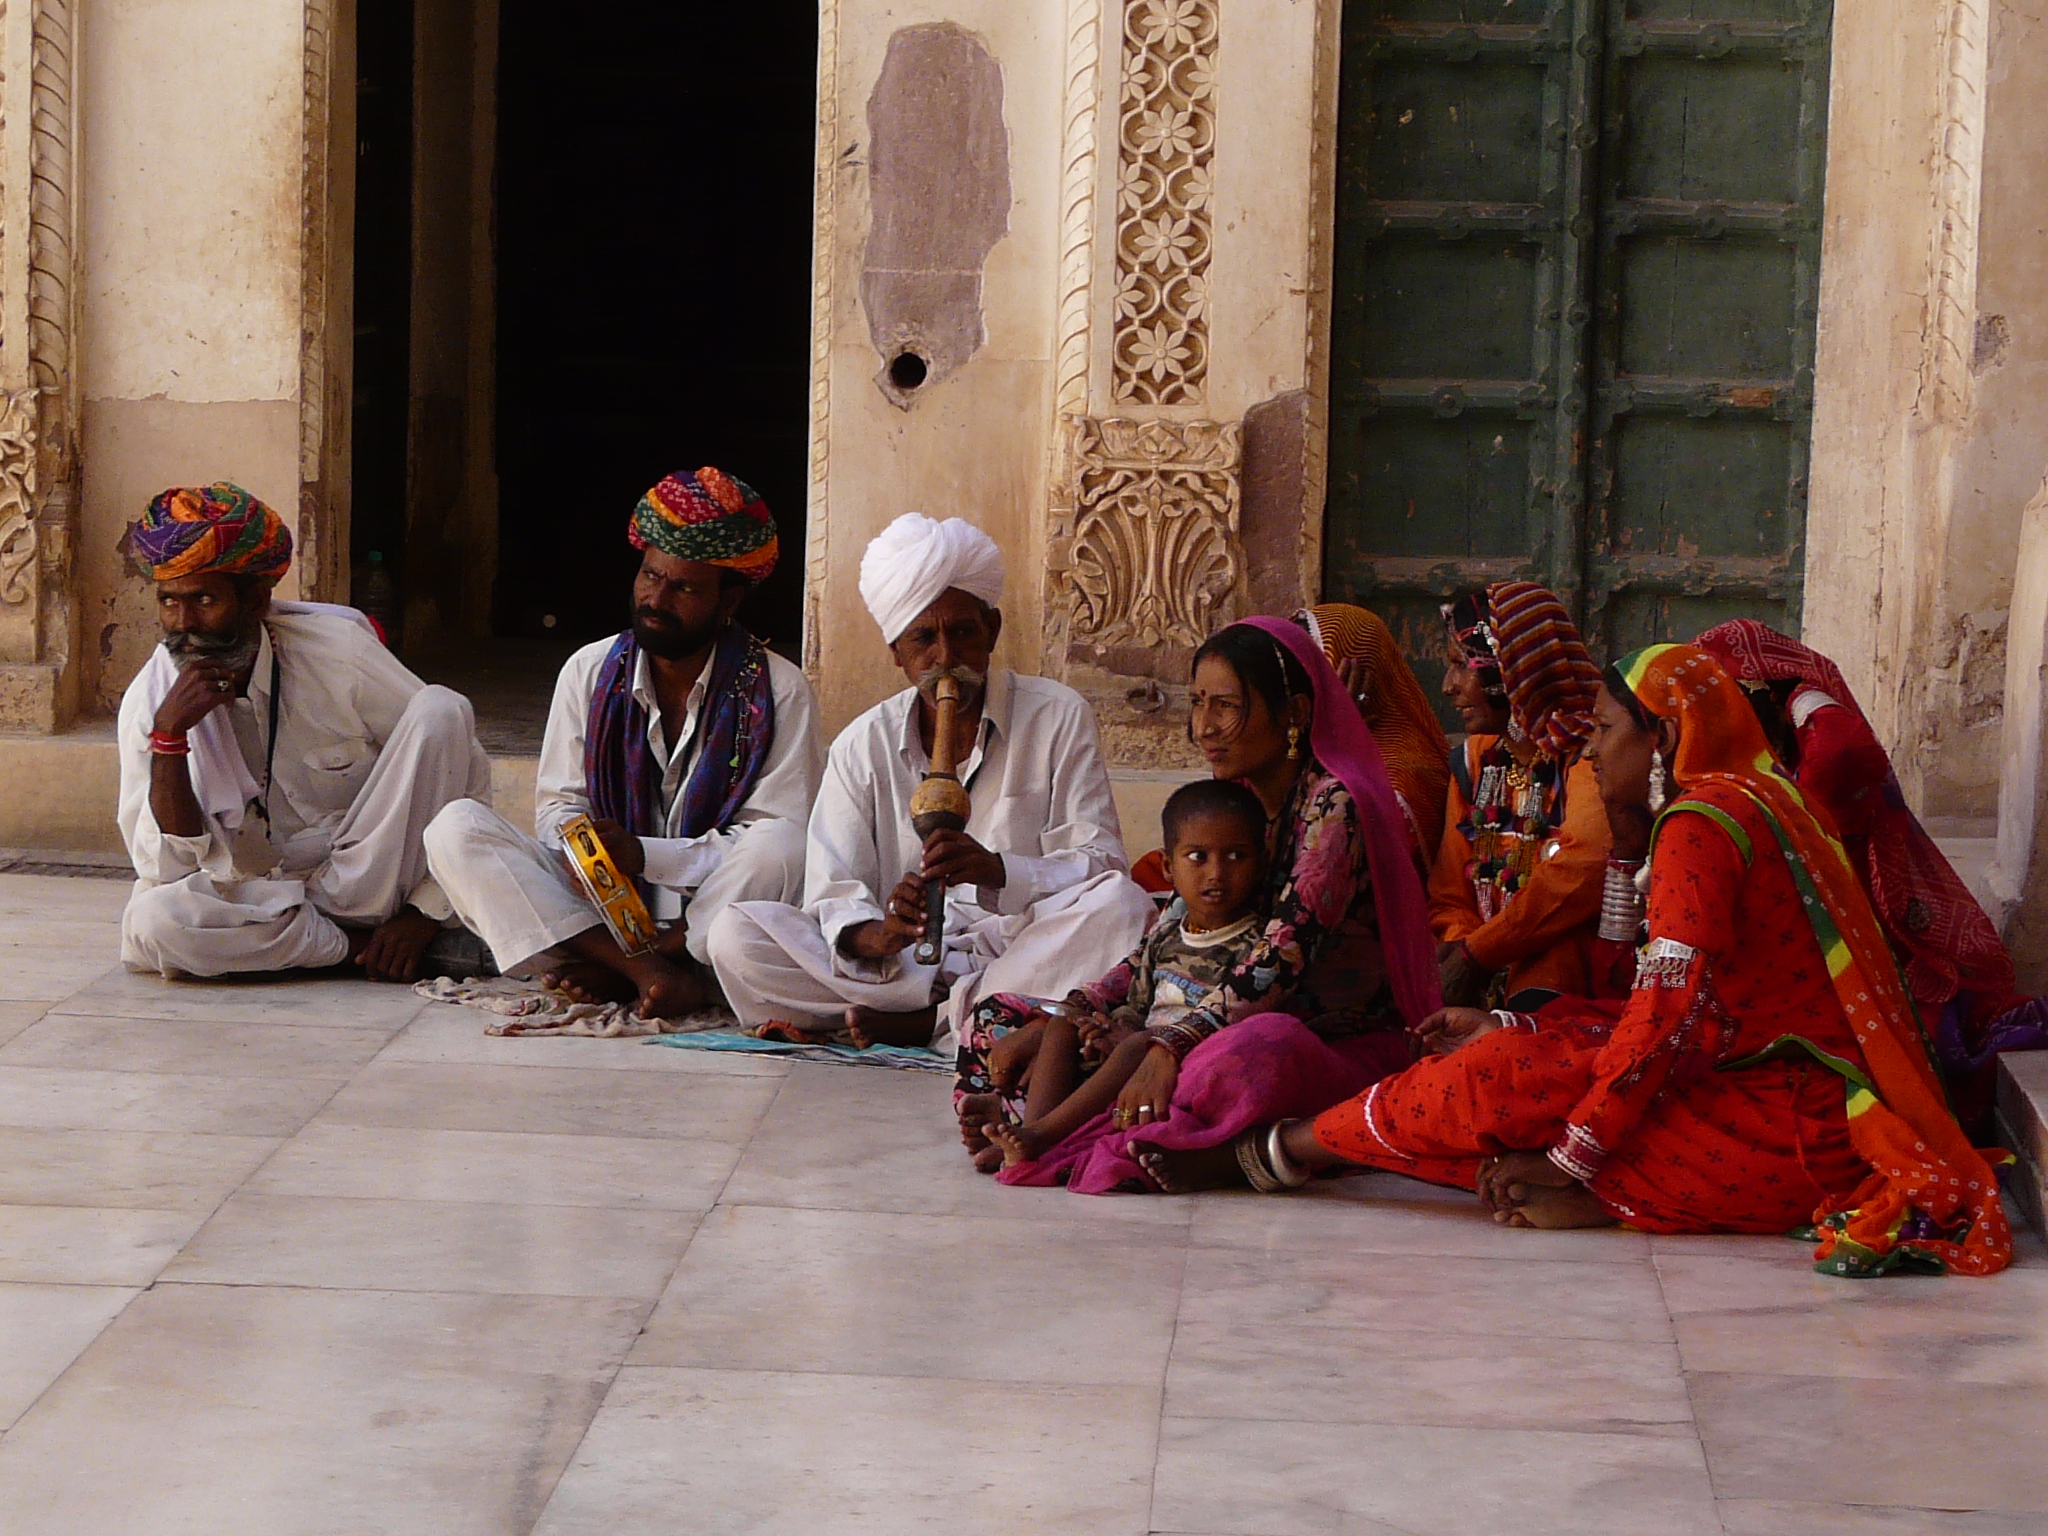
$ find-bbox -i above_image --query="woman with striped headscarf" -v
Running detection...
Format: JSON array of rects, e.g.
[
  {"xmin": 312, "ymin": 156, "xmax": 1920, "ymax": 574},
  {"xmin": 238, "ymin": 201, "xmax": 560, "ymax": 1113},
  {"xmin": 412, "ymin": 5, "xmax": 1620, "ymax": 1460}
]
[
  {"xmin": 1227, "ymin": 645, "xmax": 2010, "ymax": 1277},
  {"xmin": 1429, "ymin": 582, "xmax": 1614, "ymax": 1010}
]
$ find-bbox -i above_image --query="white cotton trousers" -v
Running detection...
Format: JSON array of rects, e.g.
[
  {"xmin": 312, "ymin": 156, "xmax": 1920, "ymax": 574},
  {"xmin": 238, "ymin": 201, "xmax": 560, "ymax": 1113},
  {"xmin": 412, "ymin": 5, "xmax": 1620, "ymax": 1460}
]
[
  {"xmin": 704, "ymin": 870, "xmax": 1155, "ymax": 1057},
  {"xmin": 120, "ymin": 685, "xmax": 492, "ymax": 978},
  {"xmin": 421, "ymin": 799, "xmax": 807, "ymax": 975}
]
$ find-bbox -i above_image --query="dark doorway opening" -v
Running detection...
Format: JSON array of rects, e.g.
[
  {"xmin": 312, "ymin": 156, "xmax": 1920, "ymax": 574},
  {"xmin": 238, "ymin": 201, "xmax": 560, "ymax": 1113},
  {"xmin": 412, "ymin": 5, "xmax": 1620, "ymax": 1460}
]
[
  {"xmin": 350, "ymin": 0, "xmax": 415, "ymax": 618},
  {"xmin": 495, "ymin": 4, "xmax": 820, "ymax": 660}
]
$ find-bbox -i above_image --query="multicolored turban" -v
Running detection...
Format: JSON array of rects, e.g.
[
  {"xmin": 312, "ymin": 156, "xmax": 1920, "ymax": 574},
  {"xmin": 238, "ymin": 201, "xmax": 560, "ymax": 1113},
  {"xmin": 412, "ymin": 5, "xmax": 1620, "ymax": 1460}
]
[
  {"xmin": 629, "ymin": 467, "xmax": 778, "ymax": 585},
  {"xmin": 131, "ymin": 483, "xmax": 293, "ymax": 583}
]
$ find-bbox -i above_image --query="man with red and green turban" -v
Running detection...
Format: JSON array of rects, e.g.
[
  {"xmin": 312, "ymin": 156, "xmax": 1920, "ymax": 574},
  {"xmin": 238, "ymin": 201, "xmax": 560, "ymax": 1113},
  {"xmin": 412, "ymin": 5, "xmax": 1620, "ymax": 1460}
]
[
  {"xmin": 424, "ymin": 467, "xmax": 821, "ymax": 1020},
  {"xmin": 117, "ymin": 483, "xmax": 493, "ymax": 983}
]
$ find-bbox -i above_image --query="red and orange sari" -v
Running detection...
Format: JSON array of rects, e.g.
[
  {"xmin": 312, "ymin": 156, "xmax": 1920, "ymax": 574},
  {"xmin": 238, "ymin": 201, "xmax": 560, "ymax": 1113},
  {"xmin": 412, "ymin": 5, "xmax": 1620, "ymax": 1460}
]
[{"xmin": 1314, "ymin": 644, "xmax": 2012, "ymax": 1276}]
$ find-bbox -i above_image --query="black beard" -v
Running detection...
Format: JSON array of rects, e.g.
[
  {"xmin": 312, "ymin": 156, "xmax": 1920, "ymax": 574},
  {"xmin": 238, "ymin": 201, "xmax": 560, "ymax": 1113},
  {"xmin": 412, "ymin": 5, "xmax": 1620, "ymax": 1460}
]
[
  {"xmin": 164, "ymin": 626, "xmax": 261, "ymax": 675},
  {"xmin": 632, "ymin": 610, "xmax": 720, "ymax": 661}
]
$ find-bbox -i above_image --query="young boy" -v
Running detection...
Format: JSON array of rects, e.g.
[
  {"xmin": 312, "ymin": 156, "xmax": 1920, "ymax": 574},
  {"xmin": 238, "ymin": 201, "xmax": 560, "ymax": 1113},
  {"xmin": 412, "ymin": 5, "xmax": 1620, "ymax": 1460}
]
[{"xmin": 977, "ymin": 778, "xmax": 1268, "ymax": 1168}]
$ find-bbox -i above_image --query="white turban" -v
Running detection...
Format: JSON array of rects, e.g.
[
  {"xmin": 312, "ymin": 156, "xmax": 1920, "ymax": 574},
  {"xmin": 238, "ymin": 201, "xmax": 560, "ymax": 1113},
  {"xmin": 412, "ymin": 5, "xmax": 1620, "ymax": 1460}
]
[{"xmin": 857, "ymin": 514, "xmax": 1006, "ymax": 642}]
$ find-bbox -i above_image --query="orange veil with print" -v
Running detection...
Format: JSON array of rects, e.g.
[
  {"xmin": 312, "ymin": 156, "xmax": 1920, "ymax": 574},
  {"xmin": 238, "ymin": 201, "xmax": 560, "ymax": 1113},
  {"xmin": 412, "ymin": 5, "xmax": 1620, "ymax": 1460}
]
[
  {"xmin": 1303, "ymin": 604, "xmax": 1450, "ymax": 865},
  {"xmin": 1618, "ymin": 644, "xmax": 2010, "ymax": 1276}
]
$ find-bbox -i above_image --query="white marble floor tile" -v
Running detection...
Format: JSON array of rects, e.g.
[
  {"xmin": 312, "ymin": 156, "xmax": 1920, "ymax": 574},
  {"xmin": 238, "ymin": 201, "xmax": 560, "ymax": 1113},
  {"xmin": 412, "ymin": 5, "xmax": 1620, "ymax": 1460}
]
[
  {"xmin": 1689, "ymin": 1369, "xmax": 2048, "ymax": 1511},
  {"xmin": 0, "ymin": 1282, "xmax": 136, "ymax": 1430},
  {"xmin": 1165, "ymin": 1315, "xmax": 1693, "ymax": 1435},
  {"xmin": 0, "ymin": 1283, "xmax": 645, "ymax": 1536},
  {"xmin": 314, "ymin": 1059, "xmax": 780, "ymax": 1143},
  {"xmin": 1189, "ymin": 1173, "xmax": 1653, "ymax": 1262},
  {"xmin": 247, "ymin": 1123, "xmax": 739, "ymax": 1211},
  {"xmin": 0, "ymin": 1064, "xmax": 345, "ymax": 1136},
  {"xmin": 162, "ymin": 1191, "xmax": 701, "ymax": 1298},
  {"xmin": 530, "ymin": 1367, "xmax": 1161, "ymax": 1535},
  {"xmin": 0, "ymin": 1127, "xmax": 279, "ymax": 1213},
  {"xmin": 1152, "ymin": 1415, "xmax": 1722, "ymax": 1536},
  {"xmin": 1658, "ymin": 1253, "xmax": 2048, "ymax": 1385},
  {"xmin": 720, "ymin": 1062, "xmax": 1191, "ymax": 1227},
  {"xmin": 0, "ymin": 1003, "xmax": 47, "ymax": 1051},
  {"xmin": 0, "ymin": 1204, "xmax": 200, "ymax": 1285},
  {"xmin": 377, "ymin": 1003, "xmax": 792, "ymax": 1075},
  {"xmin": 0, "ymin": 1014, "xmax": 396, "ymax": 1078},
  {"xmin": 46, "ymin": 968, "xmax": 433, "ymax": 1029},
  {"xmin": 1718, "ymin": 1499, "xmax": 2048, "ymax": 1534},
  {"xmin": 0, "ymin": 945, "xmax": 122, "ymax": 1002},
  {"xmin": 1178, "ymin": 1244, "xmax": 1676, "ymax": 1343},
  {"xmin": 630, "ymin": 1203, "xmax": 1184, "ymax": 1384},
  {"xmin": 0, "ymin": 873, "xmax": 132, "ymax": 923}
]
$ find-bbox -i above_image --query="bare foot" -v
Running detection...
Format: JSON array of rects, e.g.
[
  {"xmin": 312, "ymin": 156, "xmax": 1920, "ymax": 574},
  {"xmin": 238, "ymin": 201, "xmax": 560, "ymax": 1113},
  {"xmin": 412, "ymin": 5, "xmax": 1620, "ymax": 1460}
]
[
  {"xmin": 957, "ymin": 1092, "xmax": 1003, "ymax": 1153},
  {"xmin": 542, "ymin": 961, "xmax": 634, "ymax": 1005},
  {"xmin": 846, "ymin": 1005, "xmax": 936, "ymax": 1049},
  {"xmin": 1496, "ymin": 1181, "xmax": 1614, "ymax": 1229},
  {"xmin": 1134, "ymin": 1141, "xmax": 1243, "ymax": 1194},
  {"xmin": 984, "ymin": 1120, "xmax": 1051, "ymax": 1169},
  {"xmin": 352, "ymin": 906, "xmax": 443, "ymax": 983},
  {"xmin": 972, "ymin": 1144, "xmax": 1005, "ymax": 1175}
]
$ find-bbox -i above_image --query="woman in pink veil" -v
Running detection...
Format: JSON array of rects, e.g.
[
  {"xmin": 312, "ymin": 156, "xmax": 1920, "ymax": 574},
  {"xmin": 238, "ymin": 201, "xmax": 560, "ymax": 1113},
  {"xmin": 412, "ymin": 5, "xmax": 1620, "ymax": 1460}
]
[{"xmin": 978, "ymin": 616, "xmax": 1443, "ymax": 1193}]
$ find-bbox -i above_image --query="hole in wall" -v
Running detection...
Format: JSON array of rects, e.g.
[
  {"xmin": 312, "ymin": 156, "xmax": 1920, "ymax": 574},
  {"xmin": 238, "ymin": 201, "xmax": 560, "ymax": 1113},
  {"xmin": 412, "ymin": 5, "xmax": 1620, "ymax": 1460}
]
[{"xmin": 889, "ymin": 351, "xmax": 930, "ymax": 391}]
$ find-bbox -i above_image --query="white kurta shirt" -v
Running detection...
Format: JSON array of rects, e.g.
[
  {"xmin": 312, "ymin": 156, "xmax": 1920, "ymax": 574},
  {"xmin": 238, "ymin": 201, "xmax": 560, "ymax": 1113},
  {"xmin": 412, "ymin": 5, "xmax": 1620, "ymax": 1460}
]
[
  {"xmin": 534, "ymin": 634, "xmax": 822, "ymax": 918},
  {"xmin": 807, "ymin": 669, "xmax": 1130, "ymax": 974},
  {"xmin": 117, "ymin": 606, "xmax": 439, "ymax": 885}
]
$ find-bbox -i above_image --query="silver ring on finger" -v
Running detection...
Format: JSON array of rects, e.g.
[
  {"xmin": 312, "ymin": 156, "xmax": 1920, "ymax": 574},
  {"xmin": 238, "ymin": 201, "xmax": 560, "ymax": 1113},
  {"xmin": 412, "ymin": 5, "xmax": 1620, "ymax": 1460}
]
[{"xmin": 1137, "ymin": 1105, "xmax": 1154, "ymax": 1118}]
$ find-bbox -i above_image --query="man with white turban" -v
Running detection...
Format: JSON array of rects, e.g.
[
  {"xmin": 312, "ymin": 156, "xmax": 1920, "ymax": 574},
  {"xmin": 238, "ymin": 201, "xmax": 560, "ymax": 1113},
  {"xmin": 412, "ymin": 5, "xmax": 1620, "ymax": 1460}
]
[{"xmin": 705, "ymin": 514, "xmax": 1153, "ymax": 1056}]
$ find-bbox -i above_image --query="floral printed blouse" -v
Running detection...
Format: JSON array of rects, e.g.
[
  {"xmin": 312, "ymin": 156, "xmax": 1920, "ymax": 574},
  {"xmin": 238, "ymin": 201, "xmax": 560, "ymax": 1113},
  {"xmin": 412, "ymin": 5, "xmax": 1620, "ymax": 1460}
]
[{"xmin": 1145, "ymin": 757, "xmax": 1395, "ymax": 1061}]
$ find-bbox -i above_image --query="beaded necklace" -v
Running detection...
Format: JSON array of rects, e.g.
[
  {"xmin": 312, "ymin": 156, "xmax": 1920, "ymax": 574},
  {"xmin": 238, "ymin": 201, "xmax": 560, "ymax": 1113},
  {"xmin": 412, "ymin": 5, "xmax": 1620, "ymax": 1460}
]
[{"xmin": 1465, "ymin": 738, "xmax": 1563, "ymax": 921}]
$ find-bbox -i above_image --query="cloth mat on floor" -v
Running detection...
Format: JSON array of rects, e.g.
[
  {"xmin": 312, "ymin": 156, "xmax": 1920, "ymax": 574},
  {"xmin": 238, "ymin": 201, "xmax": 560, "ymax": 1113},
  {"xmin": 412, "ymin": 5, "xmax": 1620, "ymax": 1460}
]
[
  {"xmin": 645, "ymin": 1027, "xmax": 950, "ymax": 1072},
  {"xmin": 411, "ymin": 975, "xmax": 737, "ymax": 1038}
]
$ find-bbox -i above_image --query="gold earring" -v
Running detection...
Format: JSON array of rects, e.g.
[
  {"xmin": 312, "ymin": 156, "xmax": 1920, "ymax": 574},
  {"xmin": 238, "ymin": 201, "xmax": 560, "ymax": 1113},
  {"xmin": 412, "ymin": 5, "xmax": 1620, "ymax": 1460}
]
[{"xmin": 1286, "ymin": 725, "xmax": 1302, "ymax": 761}]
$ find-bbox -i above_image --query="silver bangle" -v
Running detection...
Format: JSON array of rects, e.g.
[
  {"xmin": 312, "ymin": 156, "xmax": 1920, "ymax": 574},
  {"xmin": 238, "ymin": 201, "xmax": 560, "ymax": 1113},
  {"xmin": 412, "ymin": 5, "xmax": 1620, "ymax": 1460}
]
[
  {"xmin": 1598, "ymin": 861, "xmax": 1646, "ymax": 942},
  {"xmin": 1266, "ymin": 1121, "xmax": 1312, "ymax": 1189}
]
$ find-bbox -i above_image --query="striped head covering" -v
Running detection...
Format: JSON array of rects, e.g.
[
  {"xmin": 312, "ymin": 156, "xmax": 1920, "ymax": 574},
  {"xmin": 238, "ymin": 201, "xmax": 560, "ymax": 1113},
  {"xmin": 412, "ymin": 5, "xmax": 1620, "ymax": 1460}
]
[
  {"xmin": 1613, "ymin": 643, "xmax": 2009, "ymax": 1277},
  {"xmin": 630, "ymin": 467, "xmax": 778, "ymax": 586},
  {"xmin": 1479, "ymin": 581, "xmax": 1600, "ymax": 759},
  {"xmin": 131, "ymin": 483, "xmax": 292, "ymax": 582},
  {"xmin": 1299, "ymin": 604, "xmax": 1450, "ymax": 864}
]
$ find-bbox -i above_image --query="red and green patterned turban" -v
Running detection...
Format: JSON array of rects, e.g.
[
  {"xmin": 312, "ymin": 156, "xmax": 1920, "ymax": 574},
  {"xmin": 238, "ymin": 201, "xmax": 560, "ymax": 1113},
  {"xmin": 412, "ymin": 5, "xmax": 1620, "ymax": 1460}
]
[
  {"xmin": 629, "ymin": 467, "xmax": 778, "ymax": 586},
  {"xmin": 132, "ymin": 483, "xmax": 293, "ymax": 583}
]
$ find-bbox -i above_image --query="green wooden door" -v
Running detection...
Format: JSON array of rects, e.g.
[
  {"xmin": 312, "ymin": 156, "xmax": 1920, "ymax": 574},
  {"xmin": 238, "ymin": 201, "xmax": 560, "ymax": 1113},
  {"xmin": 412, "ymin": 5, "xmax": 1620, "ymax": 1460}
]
[{"xmin": 1323, "ymin": 0, "xmax": 1831, "ymax": 703}]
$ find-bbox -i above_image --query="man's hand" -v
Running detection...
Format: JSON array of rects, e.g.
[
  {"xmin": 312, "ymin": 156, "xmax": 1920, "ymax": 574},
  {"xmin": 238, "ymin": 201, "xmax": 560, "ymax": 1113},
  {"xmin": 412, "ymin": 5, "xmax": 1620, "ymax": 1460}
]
[
  {"xmin": 920, "ymin": 829, "xmax": 1004, "ymax": 891},
  {"xmin": 838, "ymin": 870, "xmax": 931, "ymax": 961},
  {"xmin": 1412, "ymin": 1006, "xmax": 1501, "ymax": 1056},
  {"xmin": 589, "ymin": 817, "xmax": 646, "ymax": 879},
  {"xmin": 152, "ymin": 663, "xmax": 235, "ymax": 737}
]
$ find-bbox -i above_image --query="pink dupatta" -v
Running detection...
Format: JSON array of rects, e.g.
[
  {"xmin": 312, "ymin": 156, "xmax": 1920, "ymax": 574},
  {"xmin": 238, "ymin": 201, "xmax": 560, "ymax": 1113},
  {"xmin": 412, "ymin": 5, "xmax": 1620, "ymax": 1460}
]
[{"xmin": 1243, "ymin": 616, "xmax": 1443, "ymax": 1027}]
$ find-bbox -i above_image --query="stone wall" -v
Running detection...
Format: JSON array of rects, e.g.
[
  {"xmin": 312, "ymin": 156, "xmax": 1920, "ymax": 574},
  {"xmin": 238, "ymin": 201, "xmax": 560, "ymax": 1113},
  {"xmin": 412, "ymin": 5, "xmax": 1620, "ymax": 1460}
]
[{"xmin": 77, "ymin": 0, "xmax": 310, "ymax": 716}]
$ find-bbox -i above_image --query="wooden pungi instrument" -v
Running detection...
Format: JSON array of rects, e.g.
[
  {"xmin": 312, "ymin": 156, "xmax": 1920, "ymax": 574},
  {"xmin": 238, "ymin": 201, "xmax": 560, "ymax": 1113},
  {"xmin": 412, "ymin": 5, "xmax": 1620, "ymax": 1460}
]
[{"xmin": 909, "ymin": 675, "xmax": 972, "ymax": 967}]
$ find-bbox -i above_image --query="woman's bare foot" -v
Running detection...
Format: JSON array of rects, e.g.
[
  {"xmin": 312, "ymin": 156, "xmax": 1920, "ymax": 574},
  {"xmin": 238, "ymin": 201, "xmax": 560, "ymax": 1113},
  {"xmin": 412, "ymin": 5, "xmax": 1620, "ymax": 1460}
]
[
  {"xmin": 1495, "ymin": 1181, "xmax": 1615, "ymax": 1229},
  {"xmin": 984, "ymin": 1120, "xmax": 1051, "ymax": 1169},
  {"xmin": 972, "ymin": 1144, "xmax": 1005, "ymax": 1174},
  {"xmin": 1134, "ymin": 1141, "xmax": 1243, "ymax": 1194},
  {"xmin": 846, "ymin": 1005, "xmax": 936, "ymax": 1049},
  {"xmin": 957, "ymin": 1093, "xmax": 1003, "ymax": 1152}
]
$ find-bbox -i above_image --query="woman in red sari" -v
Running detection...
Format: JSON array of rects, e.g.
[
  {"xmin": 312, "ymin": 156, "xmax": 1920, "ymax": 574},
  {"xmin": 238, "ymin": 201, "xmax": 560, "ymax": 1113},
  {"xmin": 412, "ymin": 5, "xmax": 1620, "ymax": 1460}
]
[
  {"xmin": 1694, "ymin": 620, "xmax": 2042, "ymax": 1122},
  {"xmin": 1189, "ymin": 644, "xmax": 2011, "ymax": 1277}
]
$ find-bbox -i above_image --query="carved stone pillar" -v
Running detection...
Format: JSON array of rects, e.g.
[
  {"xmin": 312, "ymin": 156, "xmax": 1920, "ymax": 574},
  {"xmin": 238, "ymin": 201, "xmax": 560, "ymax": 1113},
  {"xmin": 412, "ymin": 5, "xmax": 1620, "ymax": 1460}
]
[
  {"xmin": 1044, "ymin": 0, "xmax": 1243, "ymax": 768},
  {"xmin": 0, "ymin": 0, "xmax": 79, "ymax": 733}
]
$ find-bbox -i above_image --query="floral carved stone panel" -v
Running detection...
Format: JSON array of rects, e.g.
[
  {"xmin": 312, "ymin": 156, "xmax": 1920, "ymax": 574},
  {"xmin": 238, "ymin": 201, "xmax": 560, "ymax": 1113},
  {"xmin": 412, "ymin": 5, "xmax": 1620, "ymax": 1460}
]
[
  {"xmin": 1112, "ymin": 0, "xmax": 1216, "ymax": 406},
  {"xmin": 1067, "ymin": 415, "xmax": 1242, "ymax": 649}
]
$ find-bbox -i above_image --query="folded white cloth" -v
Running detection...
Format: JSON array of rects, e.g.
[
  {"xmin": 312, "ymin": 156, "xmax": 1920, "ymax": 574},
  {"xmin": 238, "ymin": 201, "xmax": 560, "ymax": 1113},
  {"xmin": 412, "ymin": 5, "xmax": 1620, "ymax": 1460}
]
[{"xmin": 856, "ymin": 514, "xmax": 1005, "ymax": 642}]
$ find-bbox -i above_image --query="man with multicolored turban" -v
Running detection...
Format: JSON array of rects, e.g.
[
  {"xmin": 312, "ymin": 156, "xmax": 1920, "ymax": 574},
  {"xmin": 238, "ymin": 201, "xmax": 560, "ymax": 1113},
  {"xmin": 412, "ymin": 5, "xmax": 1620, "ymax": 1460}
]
[
  {"xmin": 424, "ymin": 467, "xmax": 820, "ymax": 1019},
  {"xmin": 705, "ymin": 512, "xmax": 1152, "ymax": 1056},
  {"xmin": 117, "ymin": 483, "xmax": 493, "ymax": 982}
]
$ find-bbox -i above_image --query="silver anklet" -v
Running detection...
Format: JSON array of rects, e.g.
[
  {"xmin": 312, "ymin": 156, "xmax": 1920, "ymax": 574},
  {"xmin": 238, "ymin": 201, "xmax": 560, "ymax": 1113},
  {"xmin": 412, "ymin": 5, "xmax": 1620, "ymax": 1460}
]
[{"xmin": 1267, "ymin": 1121, "xmax": 1311, "ymax": 1188}]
